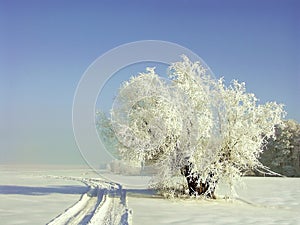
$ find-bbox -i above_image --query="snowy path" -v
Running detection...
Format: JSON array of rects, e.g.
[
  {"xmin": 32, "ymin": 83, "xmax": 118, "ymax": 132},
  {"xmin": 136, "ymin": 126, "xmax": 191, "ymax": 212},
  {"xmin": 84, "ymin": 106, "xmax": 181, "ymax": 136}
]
[{"xmin": 47, "ymin": 176, "xmax": 131, "ymax": 225}]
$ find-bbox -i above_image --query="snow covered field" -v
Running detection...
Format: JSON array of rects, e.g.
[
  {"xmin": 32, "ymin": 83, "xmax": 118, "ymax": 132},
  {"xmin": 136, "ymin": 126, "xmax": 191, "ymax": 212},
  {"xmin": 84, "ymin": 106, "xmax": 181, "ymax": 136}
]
[
  {"xmin": 0, "ymin": 165, "xmax": 90, "ymax": 224},
  {"xmin": 1, "ymin": 165, "xmax": 299, "ymax": 224},
  {"xmin": 128, "ymin": 178, "xmax": 300, "ymax": 224}
]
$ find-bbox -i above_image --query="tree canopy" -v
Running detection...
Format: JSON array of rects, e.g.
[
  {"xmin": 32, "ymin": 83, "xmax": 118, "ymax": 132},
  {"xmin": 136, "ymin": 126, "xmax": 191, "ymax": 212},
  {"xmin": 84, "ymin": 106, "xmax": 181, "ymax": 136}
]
[{"xmin": 98, "ymin": 56, "xmax": 286, "ymax": 197}]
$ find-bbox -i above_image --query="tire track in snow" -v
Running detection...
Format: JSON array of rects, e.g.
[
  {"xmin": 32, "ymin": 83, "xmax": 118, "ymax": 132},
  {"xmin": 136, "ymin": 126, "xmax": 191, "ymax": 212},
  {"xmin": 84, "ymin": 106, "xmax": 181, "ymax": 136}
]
[
  {"xmin": 65, "ymin": 193, "xmax": 97, "ymax": 224},
  {"xmin": 46, "ymin": 176, "xmax": 132, "ymax": 225}
]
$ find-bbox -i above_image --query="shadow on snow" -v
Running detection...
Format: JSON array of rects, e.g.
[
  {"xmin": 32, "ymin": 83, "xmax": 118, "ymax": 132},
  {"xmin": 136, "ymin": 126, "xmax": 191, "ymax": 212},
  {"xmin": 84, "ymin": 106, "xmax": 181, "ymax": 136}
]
[{"xmin": 0, "ymin": 185, "xmax": 89, "ymax": 195}]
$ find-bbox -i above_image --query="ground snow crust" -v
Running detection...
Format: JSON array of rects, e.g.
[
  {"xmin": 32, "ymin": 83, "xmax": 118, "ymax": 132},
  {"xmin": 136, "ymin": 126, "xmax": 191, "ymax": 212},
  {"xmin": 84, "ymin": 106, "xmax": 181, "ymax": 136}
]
[
  {"xmin": 128, "ymin": 177, "xmax": 300, "ymax": 225},
  {"xmin": 0, "ymin": 166, "xmax": 89, "ymax": 225},
  {"xmin": 1, "ymin": 165, "xmax": 299, "ymax": 225}
]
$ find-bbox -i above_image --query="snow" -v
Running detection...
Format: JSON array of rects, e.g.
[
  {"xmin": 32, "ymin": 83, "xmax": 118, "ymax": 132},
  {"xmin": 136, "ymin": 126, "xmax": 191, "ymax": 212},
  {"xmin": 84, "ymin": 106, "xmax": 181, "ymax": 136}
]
[
  {"xmin": 1, "ymin": 165, "xmax": 299, "ymax": 225},
  {"xmin": 128, "ymin": 177, "xmax": 300, "ymax": 225},
  {"xmin": 0, "ymin": 165, "xmax": 89, "ymax": 225}
]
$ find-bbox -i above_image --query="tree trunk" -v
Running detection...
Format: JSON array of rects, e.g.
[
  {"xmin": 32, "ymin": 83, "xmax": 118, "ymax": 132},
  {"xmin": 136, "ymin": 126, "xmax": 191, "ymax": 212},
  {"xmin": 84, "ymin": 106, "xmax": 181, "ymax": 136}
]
[{"xmin": 180, "ymin": 162, "xmax": 217, "ymax": 199}]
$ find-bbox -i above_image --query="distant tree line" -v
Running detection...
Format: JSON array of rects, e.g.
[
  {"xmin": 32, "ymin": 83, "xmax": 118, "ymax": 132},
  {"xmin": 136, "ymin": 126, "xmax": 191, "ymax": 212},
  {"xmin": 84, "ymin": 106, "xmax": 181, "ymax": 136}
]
[{"xmin": 259, "ymin": 120, "xmax": 300, "ymax": 177}]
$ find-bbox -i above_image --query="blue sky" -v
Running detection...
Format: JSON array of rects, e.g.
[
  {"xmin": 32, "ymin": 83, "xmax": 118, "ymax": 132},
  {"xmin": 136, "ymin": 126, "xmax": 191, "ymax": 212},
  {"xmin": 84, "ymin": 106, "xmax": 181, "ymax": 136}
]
[{"xmin": 1, "ymin": 0, "xmax": 299, "ymax": 164}]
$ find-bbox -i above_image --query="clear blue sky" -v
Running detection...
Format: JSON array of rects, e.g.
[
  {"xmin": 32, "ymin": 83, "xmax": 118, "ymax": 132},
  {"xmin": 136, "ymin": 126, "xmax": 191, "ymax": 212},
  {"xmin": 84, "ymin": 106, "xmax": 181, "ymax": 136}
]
[{"xmin": 1, "ymin": 0, "xmax": 299, "ymax": 164}]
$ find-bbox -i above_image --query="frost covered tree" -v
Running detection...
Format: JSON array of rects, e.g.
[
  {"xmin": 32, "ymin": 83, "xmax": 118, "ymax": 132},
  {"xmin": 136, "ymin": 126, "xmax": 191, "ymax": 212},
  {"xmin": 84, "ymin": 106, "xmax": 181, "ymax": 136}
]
[
  {"xmin": 205, "ymin": 78, "xmax": 286, "ymax": 189},
  {"xmin": 104, "ymin": 56, "xmax": 285, "ymax": 198},
  {"xmin": 260, "ymin": 120, "xmax": 300, "ymax": 176},
  {"xmin": 96, "ymin": 111, "xmax": 120, "ymax": 159}
]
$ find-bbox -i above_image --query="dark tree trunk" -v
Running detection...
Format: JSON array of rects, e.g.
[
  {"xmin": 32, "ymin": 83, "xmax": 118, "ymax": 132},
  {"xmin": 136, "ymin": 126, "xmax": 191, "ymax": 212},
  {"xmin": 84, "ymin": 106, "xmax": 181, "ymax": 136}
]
[{"xmin": 180, "ymin": 162, "xmax": 217, "ymax": 199}]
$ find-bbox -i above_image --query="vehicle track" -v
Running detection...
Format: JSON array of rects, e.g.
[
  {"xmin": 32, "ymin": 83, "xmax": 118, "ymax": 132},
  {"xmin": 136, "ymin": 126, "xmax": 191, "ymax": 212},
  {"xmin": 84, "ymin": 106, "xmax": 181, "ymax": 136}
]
[{"xmin": 46, "ymin": 176, "xmax": 131, "ymax": 225}]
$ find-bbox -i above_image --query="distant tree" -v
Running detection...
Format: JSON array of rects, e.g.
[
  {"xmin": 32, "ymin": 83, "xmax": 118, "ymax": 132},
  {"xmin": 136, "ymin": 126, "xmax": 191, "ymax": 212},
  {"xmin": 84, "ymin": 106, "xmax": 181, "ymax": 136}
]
[
  {"xmin": 100, "ymin": 56, "xmax": 285, "ymax": 198},
  {"xmin": 96, "ymin": 111, "xmax": 120, "ymax": 159},
  {"xmin": 260, "ymin": 120, "xmax": 300, "ymax": 176}
]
